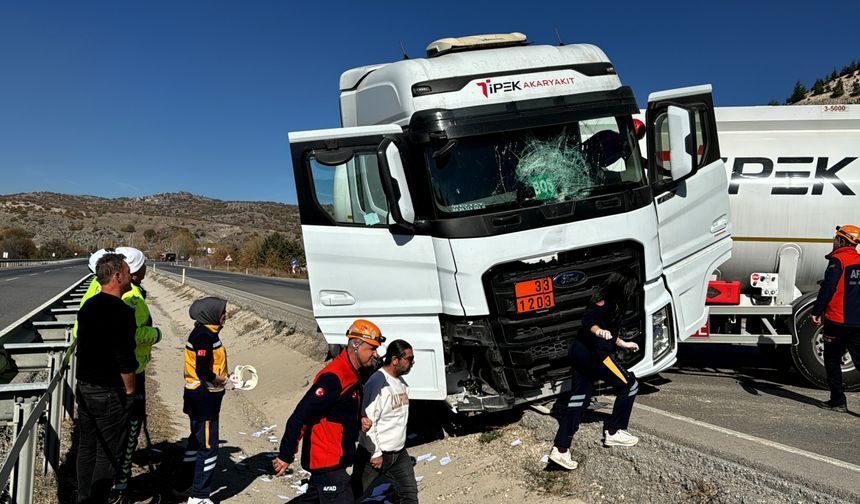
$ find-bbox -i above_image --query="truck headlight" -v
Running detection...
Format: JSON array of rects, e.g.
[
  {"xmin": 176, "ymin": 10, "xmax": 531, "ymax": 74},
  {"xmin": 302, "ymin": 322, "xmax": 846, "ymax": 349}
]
[{"xmin": 652, "ymin": 304, "xmax": 674, "ymax": 363}]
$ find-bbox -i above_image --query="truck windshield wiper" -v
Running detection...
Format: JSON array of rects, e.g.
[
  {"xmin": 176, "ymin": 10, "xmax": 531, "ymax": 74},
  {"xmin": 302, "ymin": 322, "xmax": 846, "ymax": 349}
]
[{"xmin": 432, "ymin": 139, "xmax": 459, "ymax": 160}]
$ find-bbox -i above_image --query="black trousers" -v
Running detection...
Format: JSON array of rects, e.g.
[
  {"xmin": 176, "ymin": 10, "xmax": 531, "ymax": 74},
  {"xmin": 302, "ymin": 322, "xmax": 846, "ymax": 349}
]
[
  {"xmin": 76, "ymin": 382, "xmax": 129, "ymax": 503},
  {"xmin": 823, "ymin": 327, "xmax": 860, "ymax": 405},
  {"xmin": 352, "ymin": 445, "xmax": 418, "ymax": 503},
  {"xmin": 288, "ymin": 469, "xmax": 352, "ymax": 504},
  {"xmin": 554, "ymin": 340, "xmax": 638, "ymax": 449}
]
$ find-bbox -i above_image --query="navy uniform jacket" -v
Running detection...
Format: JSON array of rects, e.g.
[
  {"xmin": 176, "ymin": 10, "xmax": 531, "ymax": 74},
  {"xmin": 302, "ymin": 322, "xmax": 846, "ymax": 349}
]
[{"xmin": 813, "ymin": 245, "xmax": 860, "ymax": 333}]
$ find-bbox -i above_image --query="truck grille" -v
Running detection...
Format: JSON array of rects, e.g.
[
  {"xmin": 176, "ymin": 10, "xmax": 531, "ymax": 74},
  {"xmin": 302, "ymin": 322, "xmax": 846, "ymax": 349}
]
[{"xmin": 482, "ymin": 241, "xmax": 644, "ymax": 391}]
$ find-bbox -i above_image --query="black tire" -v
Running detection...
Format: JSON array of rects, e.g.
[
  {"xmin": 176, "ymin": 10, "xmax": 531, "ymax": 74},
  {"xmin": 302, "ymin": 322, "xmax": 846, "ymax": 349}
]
[
  {"xmin": 327, "ymin": 343, "xmax": 344, "ymax": 361},
  {"xmin": 791, "ymin": 304, "xmax": 860, "ymax": 391}
]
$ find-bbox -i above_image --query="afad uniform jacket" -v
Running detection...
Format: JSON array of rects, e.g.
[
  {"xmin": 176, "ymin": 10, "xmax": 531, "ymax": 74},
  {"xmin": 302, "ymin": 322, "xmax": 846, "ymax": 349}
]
[
  {"xmin": 813, "ymin": 245, "xmax": 860, "ymax": 328},
  {"xmin": 278, "ymin": 350, "xmax": 362, "ymax": 473}
]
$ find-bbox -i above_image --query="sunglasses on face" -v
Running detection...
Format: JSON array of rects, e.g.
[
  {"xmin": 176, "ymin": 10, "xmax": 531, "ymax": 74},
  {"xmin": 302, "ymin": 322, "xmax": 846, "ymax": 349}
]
[{"xmin": 398, "ymin": 355, "xmax": 415, "ymax": 363}]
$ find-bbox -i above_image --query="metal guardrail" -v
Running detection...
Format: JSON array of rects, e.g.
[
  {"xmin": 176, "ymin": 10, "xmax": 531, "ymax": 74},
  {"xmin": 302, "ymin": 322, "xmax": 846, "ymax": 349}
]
[
  {"xmin": 150, "ymin": 267, "xmax": 317, "ymax": 333},
  {"xmin": 0, "ymin": 259, "xmax": 82, "ymax": 270},
  {"xmin": 0, "ymin": 276, "xmax": 88, "ymax": 504}
]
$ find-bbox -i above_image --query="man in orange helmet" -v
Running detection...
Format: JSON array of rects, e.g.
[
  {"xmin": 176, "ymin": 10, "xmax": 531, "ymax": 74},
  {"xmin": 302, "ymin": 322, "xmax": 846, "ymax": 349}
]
[
  {"xmin": 811, "ymin": 225, "xmax": 860, "ymax": 412},
  {"xmin": 273, "ymin": 320, "xmax": 383, "ymax": 503}
]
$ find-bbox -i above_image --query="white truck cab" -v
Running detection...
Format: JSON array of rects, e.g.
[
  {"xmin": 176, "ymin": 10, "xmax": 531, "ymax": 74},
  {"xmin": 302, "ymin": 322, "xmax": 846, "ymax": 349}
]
[{"xmin": 289, "ymin": 33, "xmax": 732, "ymax": 411}]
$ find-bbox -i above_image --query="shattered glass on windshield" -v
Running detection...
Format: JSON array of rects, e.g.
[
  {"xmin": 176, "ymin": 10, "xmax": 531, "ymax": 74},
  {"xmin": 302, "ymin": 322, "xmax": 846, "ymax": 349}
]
[
  {"xmin": 425, "ymin": 115, "xmax": 643, "ymax": 217},
  {"xmin": 515, "ymin": 131, "xmax": 594, "ymax": 202}
]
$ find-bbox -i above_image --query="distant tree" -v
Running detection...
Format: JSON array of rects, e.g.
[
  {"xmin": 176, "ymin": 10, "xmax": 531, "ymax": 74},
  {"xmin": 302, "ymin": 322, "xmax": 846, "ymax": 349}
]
[
  {"xmin": 851, "ymin": 81, "xmax": 860, "ymax": 97},
  {"xmin": 829, "ymin": 69, "xmax": 838, "ymax": 81},
  {"xmin": 768, "ymin": 99, "xmax": 781, "ymax": 106},
  {"xmin": 171, "ymin": 229, "xmax": 198, "ymax": 260},
  {"xmin": 143, "ymin": 228, "xmax": 157, "ymax": 242},
  {"xmin": 831, "ymin": 79, "xmax": 845, "ymax": 98},
  {"xmin": 120, "ymin": 224, "xmax": 136, "ymax": 233},
  {"xmin": 38, "ymin": 239, "xmax": 76, "ymax": 259},
  {"xmin": 786, "ymin": 81, "xmax": 807, "ymax": 103},
  {"xmin": 0, "ymin": 228, "xmax": 37, "ymax": 259},
  {"xmin": 238, "ymin": 236, "xmax": 263, "ymax": 269},
  {"xmin": 812, "ymin": 79, "xmax": 825, "ymax": 95}
]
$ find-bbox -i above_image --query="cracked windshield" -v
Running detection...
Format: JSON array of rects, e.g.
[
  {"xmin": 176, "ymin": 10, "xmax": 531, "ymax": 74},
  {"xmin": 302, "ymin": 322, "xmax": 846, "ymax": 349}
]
[{"xmin": 425, "ymin": 116, "xmax": 645, "ymax": 217}]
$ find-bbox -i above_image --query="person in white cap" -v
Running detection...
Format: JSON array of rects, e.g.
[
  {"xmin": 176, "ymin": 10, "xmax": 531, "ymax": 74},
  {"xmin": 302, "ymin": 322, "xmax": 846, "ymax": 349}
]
[{"xmin": 109, "ymin": 247, "xmax": 162, "ymax": 504}]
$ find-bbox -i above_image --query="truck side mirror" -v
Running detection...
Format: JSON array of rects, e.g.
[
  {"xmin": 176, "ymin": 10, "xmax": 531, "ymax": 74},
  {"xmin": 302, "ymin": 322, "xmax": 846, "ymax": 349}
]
[
  {"xmin": 378, "ymin": 138, "xmax": 416, "ymax": 228},
  {"xmin": 667, "ymin": 105, "xmax": 694, "ymax": 180}
]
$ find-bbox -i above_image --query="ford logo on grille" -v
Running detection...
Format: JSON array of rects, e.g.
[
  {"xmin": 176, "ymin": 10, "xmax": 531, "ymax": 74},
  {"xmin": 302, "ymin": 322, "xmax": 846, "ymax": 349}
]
[{"xmin": 553, "ymin": 271, "xmax": 587, "ymax": 289}]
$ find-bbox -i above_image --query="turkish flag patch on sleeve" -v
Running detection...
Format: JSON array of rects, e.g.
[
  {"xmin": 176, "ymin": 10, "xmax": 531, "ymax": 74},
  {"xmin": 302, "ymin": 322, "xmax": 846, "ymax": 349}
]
[
  {"xmin": 197, "ymin": 349, "xmax": 207, "ymax": 357},
  {"xmin": 314, "ymin": 387, "xmax": 325, "ymax": 397}
]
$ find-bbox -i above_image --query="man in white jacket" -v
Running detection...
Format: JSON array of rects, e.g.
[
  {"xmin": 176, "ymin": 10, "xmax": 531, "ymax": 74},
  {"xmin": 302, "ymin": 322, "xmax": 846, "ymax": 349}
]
[{"xmin": 353, "ymin": 340, "xmax": 417, "ymax": 503}]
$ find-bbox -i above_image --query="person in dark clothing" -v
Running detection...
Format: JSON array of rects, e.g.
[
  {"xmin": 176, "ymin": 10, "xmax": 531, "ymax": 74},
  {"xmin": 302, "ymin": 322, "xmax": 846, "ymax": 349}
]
[
  {"xmin": 273, "ymin": 319, "xmax": 382, "ymax": 504},
  {"xmin": 811, "ymin": 225, "xmax": 860, "ymax": 412},
  {"xmin": 179, "ymin": 297, "xmax": 229, "ymax": 504},
  {"xmin": 549, "ymin": 270, "xmax": 642, "ymax": 470},
  {"xmin": 75, "ymin": 253, "xmax": 138, "ymax": 503}
]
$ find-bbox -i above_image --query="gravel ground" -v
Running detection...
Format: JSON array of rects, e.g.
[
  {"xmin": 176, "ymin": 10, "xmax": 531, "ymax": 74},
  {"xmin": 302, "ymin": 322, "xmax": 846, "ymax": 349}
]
[{"xmin": 516, "ymin": 409, "xmax": 852, "ymax": 504}]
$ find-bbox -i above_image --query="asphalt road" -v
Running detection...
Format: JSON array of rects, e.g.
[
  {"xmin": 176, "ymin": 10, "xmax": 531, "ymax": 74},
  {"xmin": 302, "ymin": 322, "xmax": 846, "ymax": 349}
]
[
  {"xmin": 638, "ymin": 343, "xmax": 860, "ymax": 467},
  {"xmin": 0, "ymin": 259, "xmax": 89, "ymax": 329},
  {"xmin": 152, "ymin": 263, "xmax": 312, "ymax": 311},
  {"xmin": 144, "ymin": 265, "xmax": 860, "ymax": 476}
]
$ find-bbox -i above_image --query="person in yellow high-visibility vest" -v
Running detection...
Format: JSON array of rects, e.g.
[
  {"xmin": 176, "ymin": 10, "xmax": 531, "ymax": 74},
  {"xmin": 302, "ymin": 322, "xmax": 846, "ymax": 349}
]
[{"xmin": 109, "ymin": 247, "xmax": 162, "ymax": 504}]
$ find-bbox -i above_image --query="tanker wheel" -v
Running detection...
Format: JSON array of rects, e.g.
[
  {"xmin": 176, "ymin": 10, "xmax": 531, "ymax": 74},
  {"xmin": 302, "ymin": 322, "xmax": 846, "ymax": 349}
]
[{"xmin": 791, "ymin": 305, "xmax": 860, "ymax": 392}]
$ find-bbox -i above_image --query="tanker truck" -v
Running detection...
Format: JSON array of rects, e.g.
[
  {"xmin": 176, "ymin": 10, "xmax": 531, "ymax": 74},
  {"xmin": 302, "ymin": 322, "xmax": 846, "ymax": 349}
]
[
  {"xmin": 289, "ymin": 33, "xmax": 732, "ymax": 412},
  {"xmin": 681, "ymin": 104, "xmax": 860, "ymax": 391}
]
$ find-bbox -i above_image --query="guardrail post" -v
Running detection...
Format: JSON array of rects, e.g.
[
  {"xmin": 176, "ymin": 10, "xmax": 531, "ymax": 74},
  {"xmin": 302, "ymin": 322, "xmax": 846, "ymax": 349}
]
[
  {"xmin": 44, "ymin": 351, "xmax": 64, "ymax": 474},
  {"xmin": 64, "ymin": 329, "xmax": 76, "ymax": 420},
  {"xmin": 11, "ymin": 398, "xmax": 37, "ymax": 504},
  {"xmin": 182, "ymin": 268, "xmax": 186, "ymax": 284}
]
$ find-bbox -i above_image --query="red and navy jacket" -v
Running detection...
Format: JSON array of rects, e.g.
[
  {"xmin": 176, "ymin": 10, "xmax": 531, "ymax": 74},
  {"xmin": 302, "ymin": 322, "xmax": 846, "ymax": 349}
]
[
  {"xmin": 813, "ymin": 246, "xmax": 860, "ymax": 328},
  {"xmin": 278, "ymin": 350, "xmax": 362, "ymax": 472}
]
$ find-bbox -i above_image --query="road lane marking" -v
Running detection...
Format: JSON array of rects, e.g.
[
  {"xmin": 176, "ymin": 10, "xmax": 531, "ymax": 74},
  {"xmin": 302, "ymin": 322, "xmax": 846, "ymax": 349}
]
[
  {"xmin": 634, "ymin": 403, "xmax": 860, "ymax": 474},
  {"xmin": 28, "ymin": 273, "xmax": 40, "ymax": 276},
  {"xmin": 4, "ymin": 277, "xmax": 20, "ymax": 282}
]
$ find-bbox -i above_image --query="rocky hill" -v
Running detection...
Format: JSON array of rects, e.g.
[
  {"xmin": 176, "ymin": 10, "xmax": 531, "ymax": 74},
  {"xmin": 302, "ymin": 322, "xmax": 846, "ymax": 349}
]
[
  {"xmin": 785, "ymin": 60, "xmax": 860, "ymax": 105},
  {"xmin": 0, "ymin": 191, "xmax": 301, "ymax": 254}
]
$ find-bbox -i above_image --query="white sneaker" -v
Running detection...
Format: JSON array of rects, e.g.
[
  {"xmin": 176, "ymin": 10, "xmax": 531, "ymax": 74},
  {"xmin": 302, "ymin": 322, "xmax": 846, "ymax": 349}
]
[
  {"xmin": 187, "ymin": 498, "xmax": 214, "ymax": 504},
  {"xmin": 548, "ymin": 446, "xmax": 579, "ymax": 470},
  {"xmin": 604, "ymin": 429, "xmax": 639, "ymax": 447}
]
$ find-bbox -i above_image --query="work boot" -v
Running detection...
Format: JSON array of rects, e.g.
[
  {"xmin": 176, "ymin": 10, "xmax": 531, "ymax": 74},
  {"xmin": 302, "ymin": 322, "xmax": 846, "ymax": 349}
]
[
  {"xmin": 548, "ymin": 446, "xmax": 578, "ymax": 470},
  {"xmin": 604, "ymin": 429, "xmax": 639, "ymax": 447},
  {"xmin": 122, "ymin": 492, "xmax": 162, "ymax": 504},
  {"xmin": 818, "ymin": 399, "xmax": 848, "ymax": 412},
  {"xmin": 109, "ymin": 490, "xmax": 161, "ymax": 504}
]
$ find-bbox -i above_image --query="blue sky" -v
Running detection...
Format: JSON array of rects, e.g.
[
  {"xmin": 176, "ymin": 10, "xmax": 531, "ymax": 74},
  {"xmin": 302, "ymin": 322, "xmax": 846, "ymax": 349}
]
[{"xmin": 1, "ymin": 1, "xmax": 857, "ymax": 204}]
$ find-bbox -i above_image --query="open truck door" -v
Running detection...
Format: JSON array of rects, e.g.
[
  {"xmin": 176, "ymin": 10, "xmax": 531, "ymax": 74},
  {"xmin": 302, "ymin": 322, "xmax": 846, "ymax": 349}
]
[
  {"xmin": 647, "ymin": 85, "xmax": 732, "ymax": 340},
  {"xmin": 289, "ymin": 124, "xmax": 446, "ymax": 398}
]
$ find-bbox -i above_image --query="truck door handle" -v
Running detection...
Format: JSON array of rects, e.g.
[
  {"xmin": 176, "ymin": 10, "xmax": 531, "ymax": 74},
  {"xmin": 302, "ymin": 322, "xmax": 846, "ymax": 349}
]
[
  {"xmin": 710, "ymin": 214, "xmax": 728, "ymax": 233},
  {"xmin": 320, "ymin": 290, "xmax": 356, "ymax": 306}
]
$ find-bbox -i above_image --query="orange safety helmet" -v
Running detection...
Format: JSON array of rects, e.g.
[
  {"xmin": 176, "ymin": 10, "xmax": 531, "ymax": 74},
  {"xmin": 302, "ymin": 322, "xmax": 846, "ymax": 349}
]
[
  {"xmin": 835, "ymin": 225, "xmax": 860, "ymax": 245},
  {"xmin": 346, "ymin": 319, "xmax": 385, "ymax": 347}
]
